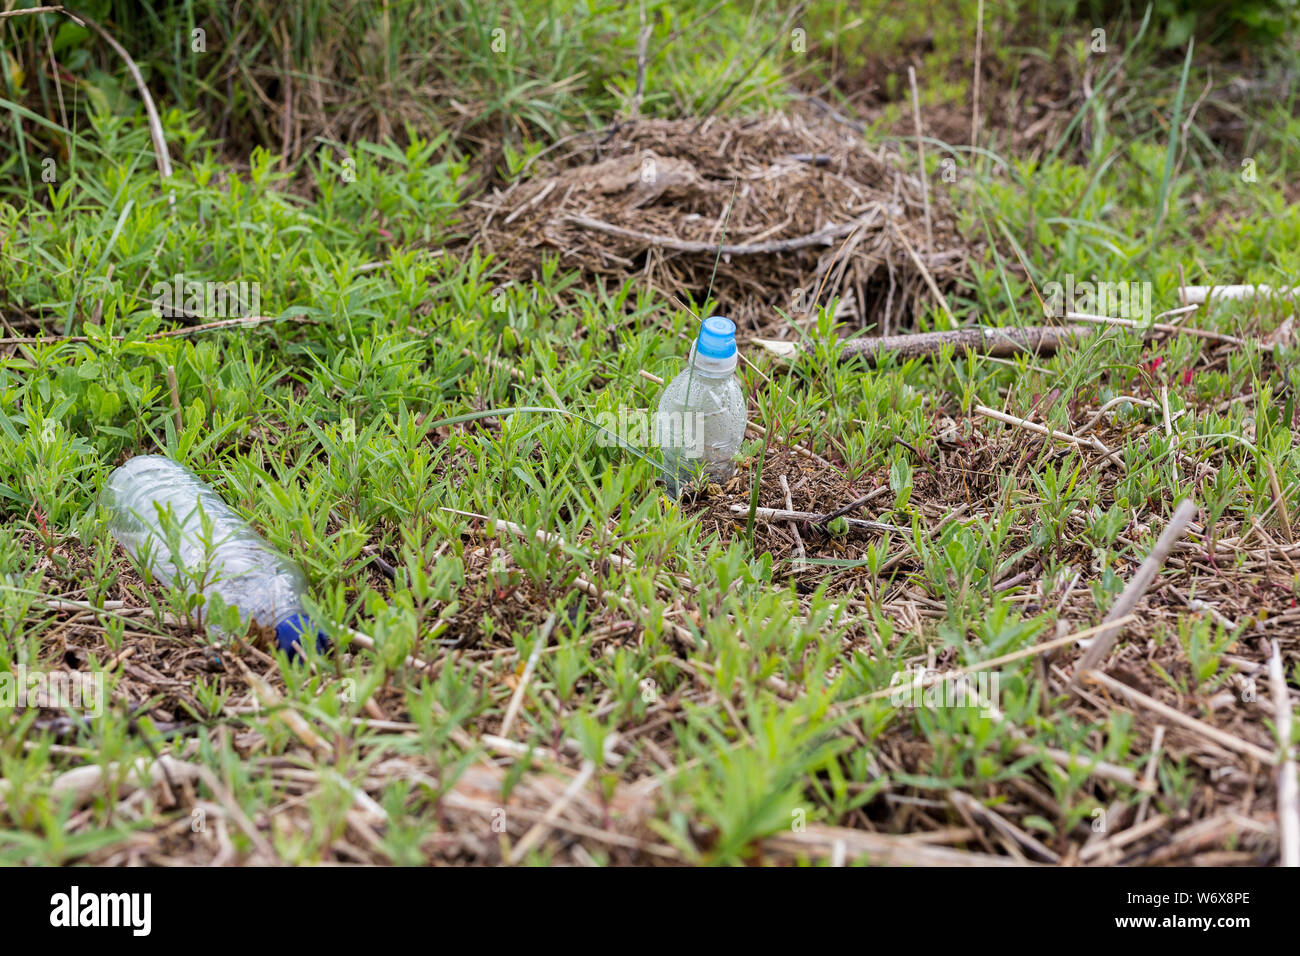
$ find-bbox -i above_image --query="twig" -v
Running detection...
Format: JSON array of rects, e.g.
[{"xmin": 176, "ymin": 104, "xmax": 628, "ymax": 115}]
[
  {"xmin": 1079, "ymin": 812, "xmax": 1170, "ymax": 863},
  {"xmin": 0, "ymin": 314, "xmax": 312, "ymax": 347},
  {"xmin": 779, "ymin": 474, "xmax": 806, "ymax": 568},
  {"xmin": 166, "ymin": 364, "xmax": 183, "ymax": 435},
  {"xmin": 446, "ymin": 509, "xmax": 699, "ymax": 650},
  {"xmin": 971, "ymin": 0, "xmax": 984, "ymax": 152},
  {"xmin": 1082, "ymin": 669, "xmax": 1275, "ymax": 765},
  {"xmin": 1179, "ymin": 284, "xmax": 1299, "ymax": 305},
  {"xmin": 234, "ymin": 658, "xmax": 331, "ymax": 757},
  {"xmin": 193, "ymin": 765, "xmax": 280, "ymax": 861},
  {"xmin": 801, "ymin": 93, "xmax": 866, "ymax": 133},
  {"xmin": 441, "ymin": 506, "xmax": 695, "ymax": 589},
  {"xmin": 949, "ymin": 791, "xmax": 1059, "ymax": 863},
  {"xmin": 896, "ymin": 231, "xmax": 952, "ymax": 325},
  {"xmin": 0, "ymin": 5, "xmax": 65, "ymax": 16},
  {"xmin": 752, "ymin": 324, "xmax": 1088, "ymax": 364},
  {"xmin": 742, "ymin": 418, "xmax": 836, "ymax": 470},
  {"xmin": 570, "ymin": 572, "xmax": 697, "ymax": 650},
  {"xmin": 730, "ymin": 504, "xmax": 906, "ymax": 535},
  {"xmin": 1134, "ymin": 725, "xmax": 1166, "ymax": 826},
  {"xmin": 629, "ymin": 0, "xmax": 651, "ymax": 120},
  {"xmin": 564, "ymin": 210, "xmax": 881, "ymax": 256},
  {"xmin": 818, "ymin": 486, "xmax": 891, "ymax": 524},
  {"xmin": 841, "ymin": 616, "xmax": 1134, "ymax": 708},
  {"xmin": 976, "ymin": 403, "xmax": 1125, "ymax": 470},
  {"xmin": 502, "ymin": 180, "xmax": 556, "ymax": 226},
  {"xmin": 1011, "ymin": 744, "xmax": 1149, "ymax": 790},
  {"xmin": 1266, "ymin": 461, "xmax": 1294, "ymax": 544},
  {"xmin": 907, "ymin": 65, "xmax": 932, "ymax": 249},
  {"xmin": 1135, "ymin": 810, "xmax": 1270, "ymax": 865},
  {"xmin": 766, "ymin": 824, "xmax": 1033, "ymax": 866},
  {"xmin": 1269, "ymin": 640, "xmax": 1299, "ymax": 867},
  {"xmin": 507, "ymin": 758, "xmax": 597, "ymax": 864},
  {"xmin": 1065, "ymin": 310, "xmax": 1244, "ymax": 347},
  {"xmin": 70, "ymin": 11, "xmax": 173, "ymax": 185},
  {"xmin": 1076, "ymin": 395, "xmax": 1160, "ymax": 435},
  {"xmin": 1072, "ymin": 499, "xmax": 1197, "ymax": 677},
  {"xmin": 500, "ymin": 613, "xmax": 557, "ymax": 740},
  {"xmin": 0, "ymin": 752, "xmax": 200, "ymax": 809}
]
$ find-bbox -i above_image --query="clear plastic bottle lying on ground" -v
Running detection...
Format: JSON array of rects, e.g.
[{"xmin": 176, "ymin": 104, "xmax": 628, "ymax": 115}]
[
  {"xmin": 101, "ymin": 455, "xmax": 326, "ymax": 655},
  {"xmin": 654, "ymin": 316, "xmax": 747, "ymax": 496}
]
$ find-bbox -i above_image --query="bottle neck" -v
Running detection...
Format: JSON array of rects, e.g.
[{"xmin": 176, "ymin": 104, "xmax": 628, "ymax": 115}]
[{"xmin": 688, "ymin": 345, "xmax": 736, "ymax": 378}]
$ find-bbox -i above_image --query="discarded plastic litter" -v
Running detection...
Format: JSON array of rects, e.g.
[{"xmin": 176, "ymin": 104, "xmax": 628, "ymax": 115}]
[
  {"xmin": 654, "ymin": 316, "xmax": 747, "ymax": 496},
  {"xmin": 101, "ymin": 455, "xmax": 327, "ymax": 655}
]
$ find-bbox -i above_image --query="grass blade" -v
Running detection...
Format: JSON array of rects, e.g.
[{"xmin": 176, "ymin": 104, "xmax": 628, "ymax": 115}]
[{"xmin": 1155, "ymin": 37, "xmax": 1195, "ymax": 232}]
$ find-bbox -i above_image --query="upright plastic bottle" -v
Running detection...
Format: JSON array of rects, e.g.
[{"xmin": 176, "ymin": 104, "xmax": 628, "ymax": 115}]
[
  {"xmin": 101, "ymin": 455, "xmax": 326, "ymax": 655},
  {"xmin": 654, "ymin": 316, "xmax": 747, "ymax": 495}
]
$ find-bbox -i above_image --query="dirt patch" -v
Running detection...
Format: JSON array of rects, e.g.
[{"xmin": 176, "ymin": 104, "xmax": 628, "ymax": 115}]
[{"xmin": 465, "ymin": 113, "xmax": 974, "ymax": 335}]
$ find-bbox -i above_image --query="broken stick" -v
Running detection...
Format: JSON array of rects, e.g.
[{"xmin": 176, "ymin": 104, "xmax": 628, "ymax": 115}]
[
  {"xmin": 1179, "ymin": 284, "xmax": 1298, "ymax": 306},
  {"xmin": 1072, "ymin": 499, "xmax": 1198, "ymax": 679},
  {"xmin": 728, "ymin": 503, "xmax": 906, "ymax": 535},
  {"xmin": 752, "ymin": 325, "xmax": 1089, "ymax": 364},
  {"xmin": 565, "ymin": 211, "xmax": 881, "ymax": 256},
  {"xmin": 1269, "ymin": 640, "xmax": 1299, "ymax": 867}
]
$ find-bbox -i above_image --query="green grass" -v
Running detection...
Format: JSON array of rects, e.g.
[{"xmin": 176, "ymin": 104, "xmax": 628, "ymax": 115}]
[{"xmin": 0, "ymin": 1, "xmax": 1298, "ymax": 866}]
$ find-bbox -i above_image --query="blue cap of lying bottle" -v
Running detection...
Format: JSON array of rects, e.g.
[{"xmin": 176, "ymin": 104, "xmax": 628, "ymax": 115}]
[
  {"xmin": 696, "ymin": 315, "xmax": 737, "ymax": 359},
  {"xmin": 275, "ymin": 613, "xmax": 330, "ymax": 656}
]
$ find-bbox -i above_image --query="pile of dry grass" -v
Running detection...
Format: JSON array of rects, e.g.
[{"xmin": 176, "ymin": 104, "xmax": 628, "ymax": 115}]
[{"xmin": 466, "ymin": 113, "xmax": 973, "ymax": 334}]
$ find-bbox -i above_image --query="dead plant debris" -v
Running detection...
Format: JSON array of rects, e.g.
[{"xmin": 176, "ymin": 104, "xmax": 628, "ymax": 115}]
[{"xmin": 465, "ymin": 113, "xmax": 974, "ymax": 335}]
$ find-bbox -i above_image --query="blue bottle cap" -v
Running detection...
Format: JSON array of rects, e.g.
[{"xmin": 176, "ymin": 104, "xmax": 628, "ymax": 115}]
[
  {"xmin": 696, "ymin": 316, "xmax": 737, "ymax": 360},
  {"xmin": 275, "ymin": 613, "xmax": 330, "ymax": 657}
]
